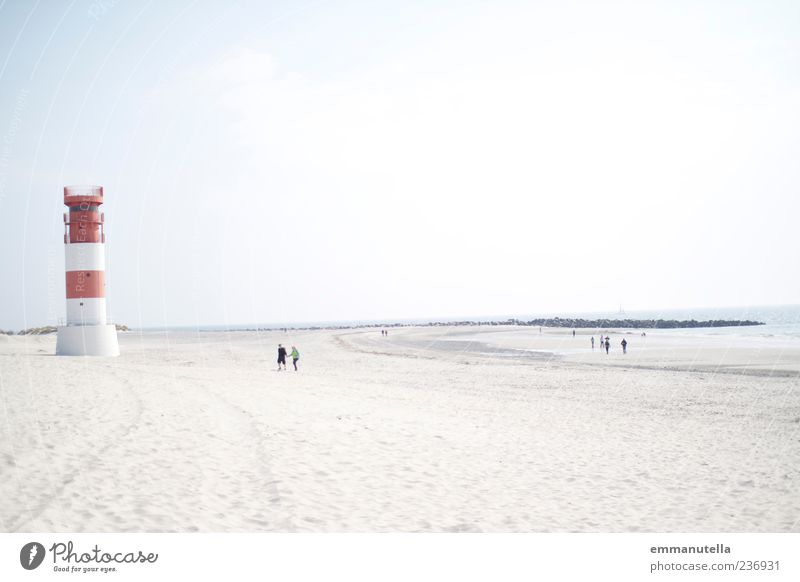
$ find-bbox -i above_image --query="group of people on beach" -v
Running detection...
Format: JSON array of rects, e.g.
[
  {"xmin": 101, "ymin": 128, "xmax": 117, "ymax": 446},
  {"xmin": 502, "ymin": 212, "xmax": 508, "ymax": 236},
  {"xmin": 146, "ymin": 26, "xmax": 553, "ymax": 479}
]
[
  {"xmin": 591, "ymin": 334, "xmax": 628, "ymax": 354},
  {"xmin": 276, "ymin": 329, "xmax": 631, "ymax": 371},
  {"xmin": 277, "ymin": 344, "xmax": 300, "ymax": 371}
]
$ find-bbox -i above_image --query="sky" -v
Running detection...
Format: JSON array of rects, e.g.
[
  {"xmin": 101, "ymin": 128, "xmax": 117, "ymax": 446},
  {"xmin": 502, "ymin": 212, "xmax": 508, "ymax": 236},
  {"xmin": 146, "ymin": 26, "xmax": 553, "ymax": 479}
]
[{"xmin": 0, "ymin": 0, "xmax": 799, "ymax": 330}]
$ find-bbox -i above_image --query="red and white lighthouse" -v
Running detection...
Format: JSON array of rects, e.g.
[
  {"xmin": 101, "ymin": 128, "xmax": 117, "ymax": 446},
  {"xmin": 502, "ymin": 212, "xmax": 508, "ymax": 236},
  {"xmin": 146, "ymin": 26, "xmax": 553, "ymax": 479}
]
[{"xmin": 56, "ymin": 185, "xmax": 119, "ymax": 356}]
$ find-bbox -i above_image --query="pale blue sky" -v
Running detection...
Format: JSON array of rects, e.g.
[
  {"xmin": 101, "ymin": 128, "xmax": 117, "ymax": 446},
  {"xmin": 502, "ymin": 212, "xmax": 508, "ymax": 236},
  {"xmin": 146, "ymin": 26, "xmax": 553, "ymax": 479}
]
[{"xmin": 1, "ymin": 0, "xmax": 799, "ymax": 329}]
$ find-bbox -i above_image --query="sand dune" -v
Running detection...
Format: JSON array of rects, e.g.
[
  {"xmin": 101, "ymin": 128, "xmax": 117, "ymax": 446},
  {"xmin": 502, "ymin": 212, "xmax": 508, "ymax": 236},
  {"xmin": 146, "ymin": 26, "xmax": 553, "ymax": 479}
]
[{"xmin": 1, "ymin": 326, "xmax": 798, "ymax": 532}]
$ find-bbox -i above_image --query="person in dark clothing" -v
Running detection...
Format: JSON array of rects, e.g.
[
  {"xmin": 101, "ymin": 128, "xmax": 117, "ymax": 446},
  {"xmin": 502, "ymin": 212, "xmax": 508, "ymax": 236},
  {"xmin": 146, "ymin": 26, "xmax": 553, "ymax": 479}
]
[
  {"xmin": 277, "ymin": 344, "xmax": 288, "ymax": 371},
  {"xmin": 621, "ymin": 338, "xmax": 628, "ymax": 354},
  {"xmin": 604, "ymin": 337, "xmax": 610, "ymax": 354}
]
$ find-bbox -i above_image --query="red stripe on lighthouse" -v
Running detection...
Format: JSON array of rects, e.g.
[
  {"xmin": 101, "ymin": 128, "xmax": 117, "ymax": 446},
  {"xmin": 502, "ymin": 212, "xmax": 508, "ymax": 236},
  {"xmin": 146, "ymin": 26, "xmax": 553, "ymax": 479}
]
[
  {"xmin": 65, "ymin": 270, "xmax": 105, "ymax": 299},
  {"xmin": 67, "ymin": 210, "xmax": 102, "ymax": 243}
]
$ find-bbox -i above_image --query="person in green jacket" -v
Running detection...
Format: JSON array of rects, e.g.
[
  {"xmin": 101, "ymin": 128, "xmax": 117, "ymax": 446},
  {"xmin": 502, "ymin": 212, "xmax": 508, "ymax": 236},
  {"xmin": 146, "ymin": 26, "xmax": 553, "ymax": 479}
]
[{"xmin": 290, "ymin": 346, "xmax": 300, "ymax": 371}]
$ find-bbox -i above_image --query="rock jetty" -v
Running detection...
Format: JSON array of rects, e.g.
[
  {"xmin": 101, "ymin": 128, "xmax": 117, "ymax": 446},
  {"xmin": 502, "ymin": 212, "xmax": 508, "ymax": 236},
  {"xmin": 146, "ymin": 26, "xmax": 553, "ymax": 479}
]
[
  {"xmin": 9, "ymin": 324, "xmax": 130, "ymax": 335},
  {"xmin": 487, "ymin": 318, "xmax": 765, "ymax": 329}
]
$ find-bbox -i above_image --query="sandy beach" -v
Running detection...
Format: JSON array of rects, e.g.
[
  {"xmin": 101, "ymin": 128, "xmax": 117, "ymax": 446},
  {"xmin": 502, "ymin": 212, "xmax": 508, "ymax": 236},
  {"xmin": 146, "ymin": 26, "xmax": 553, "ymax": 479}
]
[{"xmin": 1, "ymin": 326, "xmax": 798, "ymax": 532}]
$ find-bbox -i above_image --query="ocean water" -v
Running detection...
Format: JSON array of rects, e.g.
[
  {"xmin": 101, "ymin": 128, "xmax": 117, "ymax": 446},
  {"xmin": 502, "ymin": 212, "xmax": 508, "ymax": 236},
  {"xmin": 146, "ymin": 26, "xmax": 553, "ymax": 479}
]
[
  {"xmin": 165, "ymin": 304, "xmax": 800, "ymax": 342},
  {"xmin": 514, "ymin": 304, "xmax": 800, "ymax": 342}
]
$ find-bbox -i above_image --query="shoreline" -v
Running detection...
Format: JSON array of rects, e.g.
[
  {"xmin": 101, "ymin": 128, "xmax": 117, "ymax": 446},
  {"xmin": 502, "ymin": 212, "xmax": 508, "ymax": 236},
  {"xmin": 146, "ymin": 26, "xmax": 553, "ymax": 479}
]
[{"xmin": 127, "ymin": 317, "xmax": 767, "ymax": 334}]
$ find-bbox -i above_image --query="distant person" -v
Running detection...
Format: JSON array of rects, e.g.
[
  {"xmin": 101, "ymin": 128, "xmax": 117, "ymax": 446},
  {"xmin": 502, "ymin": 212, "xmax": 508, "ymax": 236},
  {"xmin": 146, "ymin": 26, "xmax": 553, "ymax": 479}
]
[
  {"xmin": 277, "ymin": 344, "xmax": 287, "ymax": 371},
  {"xmin": 572, "ymin": 329, "xmax": 576, "ymax": 337},
  {"xmin": 621, "ymin": 338, "xmax": 628, "ymax": 354},
  {"xmin": 604, "ymin": 337, "xmax": 610, "ymax": 354},
  {"xmin": 290, "ymin": 345, "xmax": 300, "ymax": 370},
  {"xmin": 591, "ymin": 336, "xmax": 595, "ymax": 350},
  {"xmin": 539, "ymin": 327, "xmax": 542, "ymax": 334}
]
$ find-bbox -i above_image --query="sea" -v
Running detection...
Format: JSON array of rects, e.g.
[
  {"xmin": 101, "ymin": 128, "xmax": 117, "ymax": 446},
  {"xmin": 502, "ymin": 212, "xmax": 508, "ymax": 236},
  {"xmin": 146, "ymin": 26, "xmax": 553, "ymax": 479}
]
[
  {"xmin": 530, "ymin": 304, "xmax": 800, "ymax": 343},
  {"xmin": 162, "ymin": 304, "xmax": 800, "ymax": 343}
]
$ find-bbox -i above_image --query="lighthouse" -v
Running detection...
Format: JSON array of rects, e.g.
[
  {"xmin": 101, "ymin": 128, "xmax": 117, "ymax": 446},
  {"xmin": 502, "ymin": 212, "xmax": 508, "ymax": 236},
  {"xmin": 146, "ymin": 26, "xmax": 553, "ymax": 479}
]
[{"xmin": 55, "ymin": 185, "xmax": 120, "ymax": 356}]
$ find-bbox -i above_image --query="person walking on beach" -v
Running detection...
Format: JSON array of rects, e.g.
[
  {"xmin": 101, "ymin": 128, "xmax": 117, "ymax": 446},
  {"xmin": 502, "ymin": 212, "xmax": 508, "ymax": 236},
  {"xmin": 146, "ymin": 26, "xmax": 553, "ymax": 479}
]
[
  {"xmin": 572, "ymin": 329, "xmax": 576, "ymax": 337},
  {"xmin": 604, "ymin": 337, "xmax": 610, "ymax": 354},
  {"xmin": 621, "ymin": 338, "xmax": 627, "ymax": 354},
  {"xmin": 277, "ymin": 344, "xmax": 288, "ymax": 371},
  {"xmin": 290, "ymin": 345, "xmax": 300, "ymax": 371},
  {"xmin": 591, "ymin": 336, "xmax": 595, "ymax": 350}
]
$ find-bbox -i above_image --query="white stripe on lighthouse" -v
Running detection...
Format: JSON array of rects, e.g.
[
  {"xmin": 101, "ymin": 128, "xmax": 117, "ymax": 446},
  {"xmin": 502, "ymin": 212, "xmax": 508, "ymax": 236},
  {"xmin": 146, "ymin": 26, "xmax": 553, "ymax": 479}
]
[
  {"xmin": 66, "ymin": 298, "xmax": 107, "ymax": 325},
  {"xmin": 65, "ymin": 242, "xmax": 105, "ymax": 272}
]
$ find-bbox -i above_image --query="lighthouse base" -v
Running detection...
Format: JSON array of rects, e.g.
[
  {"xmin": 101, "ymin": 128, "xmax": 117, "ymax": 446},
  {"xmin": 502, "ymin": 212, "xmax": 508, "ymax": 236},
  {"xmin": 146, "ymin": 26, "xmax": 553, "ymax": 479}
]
[{"xmin": 56, "ymin": 324, "xmax": 120, "ymax": 357}]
